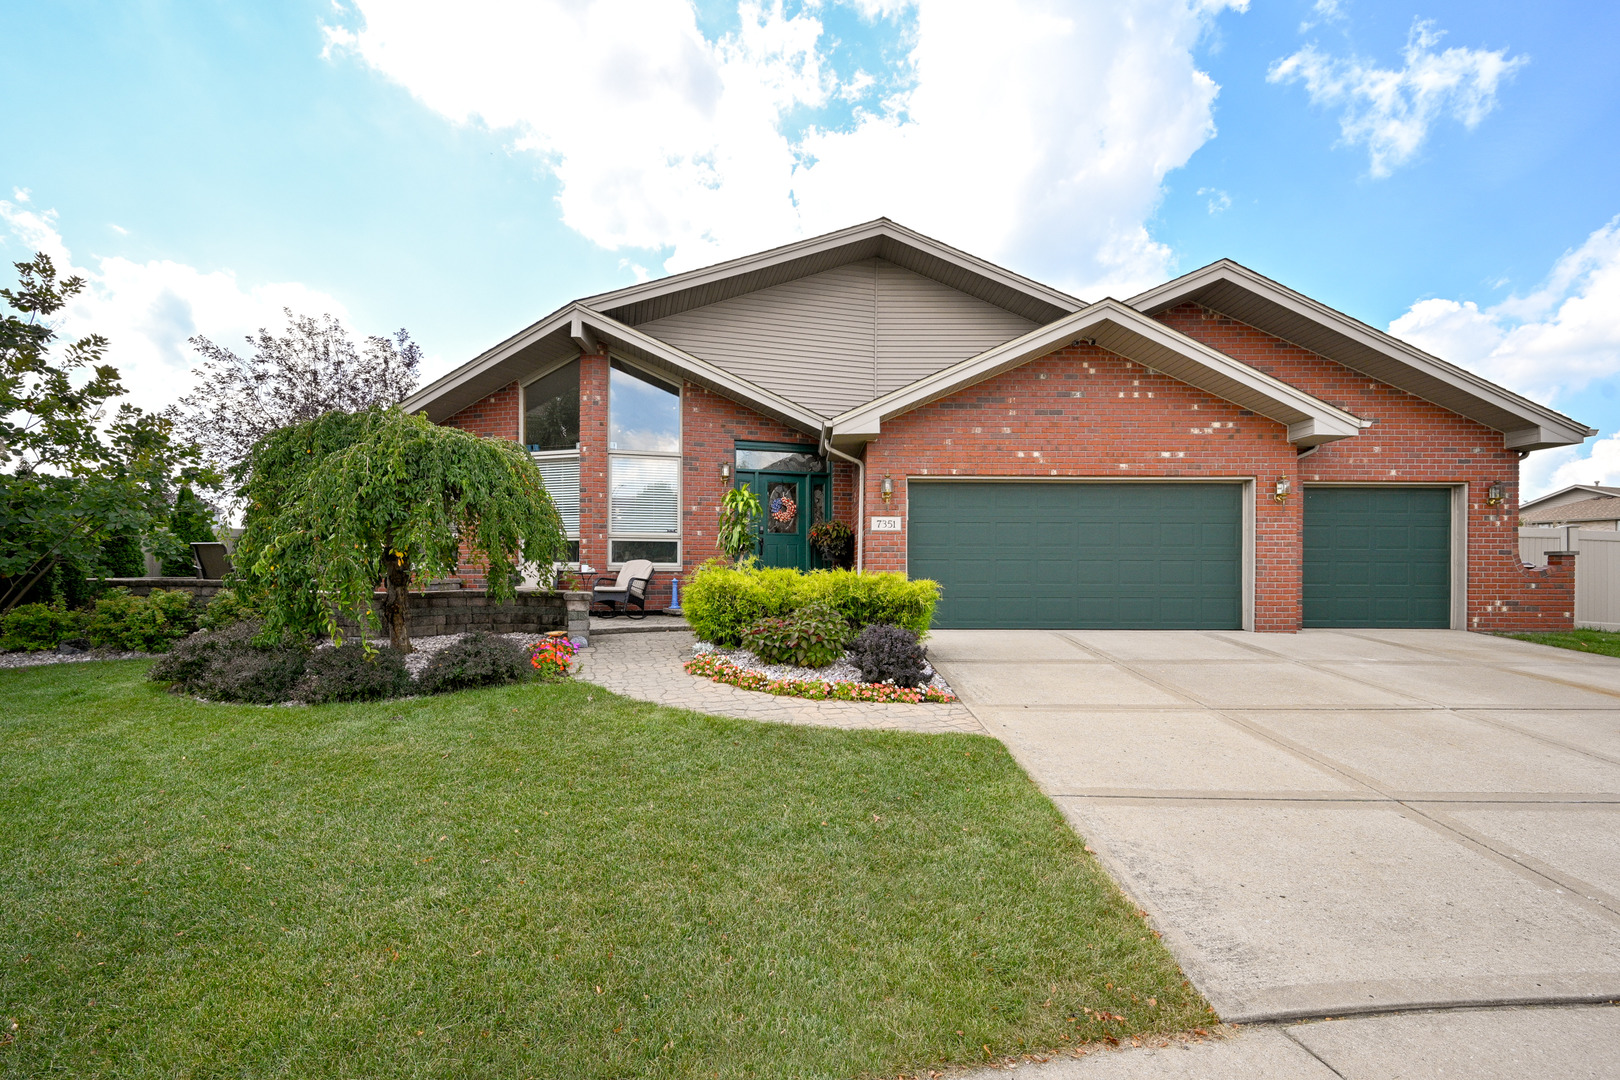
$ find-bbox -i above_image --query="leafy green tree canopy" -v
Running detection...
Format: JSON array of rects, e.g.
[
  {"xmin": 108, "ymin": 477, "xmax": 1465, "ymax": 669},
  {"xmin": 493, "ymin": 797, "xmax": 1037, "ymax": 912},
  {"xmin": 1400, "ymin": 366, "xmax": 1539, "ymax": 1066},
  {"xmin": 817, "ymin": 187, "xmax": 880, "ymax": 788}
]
[
  {"xmin": 235, "ymin": 407, "xmax": 567, "ymax": 651},
  {"xmin": 1, "ymin": 253, "xmax": 217, "ymax": 612}
]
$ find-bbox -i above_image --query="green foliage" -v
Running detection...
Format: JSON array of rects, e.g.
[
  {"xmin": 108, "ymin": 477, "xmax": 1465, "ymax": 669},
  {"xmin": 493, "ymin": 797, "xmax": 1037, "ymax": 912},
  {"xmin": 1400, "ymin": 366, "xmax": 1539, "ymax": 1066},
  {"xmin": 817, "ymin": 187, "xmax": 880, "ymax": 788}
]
[
  {"xmin": 199, "ymin": 587, "xmax": 259, "ymax": 631},
  {"xmin": 849, "ymin": 624, "xmax": 928, "ymax": 688},
  {"xmin": 148, "ymin": 620, "xmax": 309, "ymax": 704},
  {"xmin": 293, "ymin": 642, "xmax": 413, "ymax": 705},
  {"xmin": 808, "ymin": 519, "xmax": 854, "ymax": 568},
  {"xmin": 84, "ymin": 588, "xmax": 197, "ymax": 652},
  {"xmin": 234, "ymin": 407, "xmax": 567, "ymax": 650},
  {"xmin": 684, "ymin": 561, "xmax": 940, "ymax": 645},
  {"xmin": 0, "ymin": 602, "xmax": 84, "ymax": 652},
  {"xmin": 1, "ymin": 253, "xmax": 218, "ymax": 613},
  {"xmin": 716, "ymin": 486, "xmax": 763, "ymax": 563},
  {"xmin": 100, "ymin": 530, "xmax": 145, "ymax": 578},
  {"xmin": 160, "ymin": 485, "xmax": 217, "ymax": 576},
  {"xmin": 416, "ymin": 632, "xmax": 531, "ymax": 694},
  {"xmin": 740, "ymin": 601, "xmax": 855, "ymax": 668}
]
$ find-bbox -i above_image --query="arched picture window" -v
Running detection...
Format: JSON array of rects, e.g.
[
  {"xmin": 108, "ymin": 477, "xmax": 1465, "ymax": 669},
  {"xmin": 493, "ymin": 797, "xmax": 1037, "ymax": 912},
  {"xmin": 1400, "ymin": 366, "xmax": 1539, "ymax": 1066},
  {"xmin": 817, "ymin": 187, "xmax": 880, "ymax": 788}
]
[
  {"xmin": 609, "ymin": 360, "xmax": 680, "ymax": 452},
  {"xmin": 524, "ymin": 359, "xmax": 580, "ymax": 451}
]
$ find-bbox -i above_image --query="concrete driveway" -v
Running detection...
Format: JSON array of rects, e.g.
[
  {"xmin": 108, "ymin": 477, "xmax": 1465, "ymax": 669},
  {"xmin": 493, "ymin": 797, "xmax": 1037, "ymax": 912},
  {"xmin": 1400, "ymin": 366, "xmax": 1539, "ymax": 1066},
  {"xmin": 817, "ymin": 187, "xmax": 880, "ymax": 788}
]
[{"xmin": 927, "ymin": 627, "xmax": 1620, "ymax": 1024}]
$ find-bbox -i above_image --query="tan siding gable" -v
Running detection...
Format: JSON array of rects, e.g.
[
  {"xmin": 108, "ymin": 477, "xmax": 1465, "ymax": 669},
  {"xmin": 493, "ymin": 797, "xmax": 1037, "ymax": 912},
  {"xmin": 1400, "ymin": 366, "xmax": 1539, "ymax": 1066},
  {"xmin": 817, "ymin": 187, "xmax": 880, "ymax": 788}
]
[{"xmin": 639, "ymin": 258, "xmax": 1037, "ymax": 417}]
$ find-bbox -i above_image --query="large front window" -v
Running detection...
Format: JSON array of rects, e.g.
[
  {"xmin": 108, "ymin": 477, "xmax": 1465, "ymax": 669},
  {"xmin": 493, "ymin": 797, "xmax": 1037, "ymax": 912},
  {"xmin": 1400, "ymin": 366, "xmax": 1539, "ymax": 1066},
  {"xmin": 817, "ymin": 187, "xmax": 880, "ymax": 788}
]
[
  {"xmin": 525, "ymin": 359, "xmax": 580, "ymax": 451},
  {"xmin": 608, "ymin": 359, "xmax": 681, "ymax": 566}
]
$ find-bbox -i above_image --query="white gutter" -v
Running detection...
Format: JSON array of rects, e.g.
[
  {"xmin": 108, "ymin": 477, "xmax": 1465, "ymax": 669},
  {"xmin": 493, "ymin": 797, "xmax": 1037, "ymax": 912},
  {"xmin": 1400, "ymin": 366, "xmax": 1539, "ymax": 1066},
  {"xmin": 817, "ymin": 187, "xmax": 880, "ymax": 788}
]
[{"xmin": 820, "ymin": 426, "xmax": 864, "ymax": 573}]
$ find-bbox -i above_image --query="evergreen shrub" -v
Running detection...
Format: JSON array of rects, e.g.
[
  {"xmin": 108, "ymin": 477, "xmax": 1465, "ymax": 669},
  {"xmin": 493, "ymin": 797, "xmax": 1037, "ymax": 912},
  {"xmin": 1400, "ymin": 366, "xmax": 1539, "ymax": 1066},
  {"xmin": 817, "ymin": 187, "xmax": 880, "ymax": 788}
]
[
  {"xmin": 0, "ymin": 603, "xmax": 84, "ymax": 652},
  {"xmin": 85, "ymin": 589, "xmax": 197, "ymax": 652},
  {"xmin": 683, "ymin": 561, "xmax": 938, "ymax": 645}
]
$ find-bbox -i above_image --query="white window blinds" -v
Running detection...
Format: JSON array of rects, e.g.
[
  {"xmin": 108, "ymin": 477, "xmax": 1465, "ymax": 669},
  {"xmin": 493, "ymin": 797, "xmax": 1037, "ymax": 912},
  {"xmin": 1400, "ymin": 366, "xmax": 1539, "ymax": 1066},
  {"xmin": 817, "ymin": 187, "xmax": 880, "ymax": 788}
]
[
  {"xmin": 533, "ymin": 453, "xmax": 580, "ymax": 537},
  {"xmin": 610, "ymin": 456, "xmax": 679, "ymax": 535}
]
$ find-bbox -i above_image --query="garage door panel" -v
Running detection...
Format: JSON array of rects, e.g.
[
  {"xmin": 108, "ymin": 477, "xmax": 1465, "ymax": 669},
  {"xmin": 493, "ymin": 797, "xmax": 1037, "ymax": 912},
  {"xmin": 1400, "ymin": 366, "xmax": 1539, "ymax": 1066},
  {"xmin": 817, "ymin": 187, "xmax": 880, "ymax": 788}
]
[
  {"xmin": 1304, "ymin": 487, "xmax": 1451, "ymax": 628},
  {"xmin": 910, "ymin": 482, "xmax": 1243, "ymax": 629}
]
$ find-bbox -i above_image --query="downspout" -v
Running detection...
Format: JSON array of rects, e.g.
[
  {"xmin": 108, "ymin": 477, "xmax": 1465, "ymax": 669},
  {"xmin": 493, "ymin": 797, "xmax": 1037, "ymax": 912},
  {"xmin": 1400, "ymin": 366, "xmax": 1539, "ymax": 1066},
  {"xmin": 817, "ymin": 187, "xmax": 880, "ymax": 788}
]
[{"xmin": 820, "ymin": 424, "xmax": 864, "ymax": 573}]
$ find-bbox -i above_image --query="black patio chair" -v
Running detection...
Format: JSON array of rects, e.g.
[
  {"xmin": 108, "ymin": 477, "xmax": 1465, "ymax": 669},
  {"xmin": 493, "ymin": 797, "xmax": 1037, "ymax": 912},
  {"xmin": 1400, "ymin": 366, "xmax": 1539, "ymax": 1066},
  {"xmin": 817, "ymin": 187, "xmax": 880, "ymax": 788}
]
[
  {"xmin": 591, "ymin": 559, "xmax": 654, "ymax": 619},
  {"xmin": 191, "ymin": 542, "xmax": 233, "ymax": 580}
]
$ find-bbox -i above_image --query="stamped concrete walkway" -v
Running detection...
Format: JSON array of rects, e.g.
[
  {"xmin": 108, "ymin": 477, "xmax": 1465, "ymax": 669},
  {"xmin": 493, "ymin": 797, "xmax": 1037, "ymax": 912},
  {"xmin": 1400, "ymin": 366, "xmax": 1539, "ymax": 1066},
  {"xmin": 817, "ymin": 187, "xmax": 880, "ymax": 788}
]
[
  {"xmin": 929, "ymin": 627, "xmax": 1620, "ymax": 1077},
  {"xmin": 574, "ymin": 629, "xmax": 982, "ymax": 734}
]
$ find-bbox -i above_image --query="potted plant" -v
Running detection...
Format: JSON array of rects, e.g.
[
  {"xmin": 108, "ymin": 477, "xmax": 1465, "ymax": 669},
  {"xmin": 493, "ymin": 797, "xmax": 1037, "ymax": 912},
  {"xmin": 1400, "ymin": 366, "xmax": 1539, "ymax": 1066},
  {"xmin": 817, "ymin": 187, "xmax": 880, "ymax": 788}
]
[
  {"xmin": 808, "ymin": 520, "xmax": 854, "ymax": 569},
  {"xmin": 717, "ymin": 487, "xmax": 764, "ymax": 565}
]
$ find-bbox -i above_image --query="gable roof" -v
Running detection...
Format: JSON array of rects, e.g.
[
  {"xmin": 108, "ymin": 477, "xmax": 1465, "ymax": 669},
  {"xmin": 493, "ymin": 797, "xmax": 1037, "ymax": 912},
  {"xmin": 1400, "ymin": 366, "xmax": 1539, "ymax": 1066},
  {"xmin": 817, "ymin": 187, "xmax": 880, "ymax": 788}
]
[
  {"xmin": 827, "ymin": 298, "xmax": 1366, "ymax": 451},
  {"xmin": 1128, "ymin": 259, "xmax": 1593, "ymax": 451},
  {"xmin": 582, "ymin": 218, "xmax": 1083, "ymax": 327},
  {"xmin": 1518, "ymin": 483, "xmax": 1620, "ymax": 514},
  {"xmin": 1519, "ymin": 495, "xmax": 1620, "ymax": 525}
]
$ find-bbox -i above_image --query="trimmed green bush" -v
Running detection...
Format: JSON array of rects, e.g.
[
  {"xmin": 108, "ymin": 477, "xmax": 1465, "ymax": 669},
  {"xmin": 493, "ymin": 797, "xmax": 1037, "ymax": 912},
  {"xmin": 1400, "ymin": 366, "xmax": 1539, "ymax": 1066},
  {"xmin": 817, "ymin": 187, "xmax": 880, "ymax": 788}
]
[
  {"xmin": 683, "ymin": 560, "xmax": 939, "ymax": 645},
  {"xmin": 740, "ymin": 601, "xmax": 854, "ymax": 668},
  {"xmin": 149, "ymin": 621, "xmax": 310, "ymax": 704},
  {"xmin": 416, "ymin": 633, "xmax": 530, "ymax": 694},
  {"xmin": 293, "ymin": 642, "xmax": 412, "ymax": 705},
  {"xmin": 84, "ymin": 589, "xmax": 198, "ymax": 652},
  {"xmin": 199, "ymin": 587, "xmax": 259, "ymax": 631},
  {"xmin": 0, "ymin": 603, "xmax": 84, "ymax": 652}
]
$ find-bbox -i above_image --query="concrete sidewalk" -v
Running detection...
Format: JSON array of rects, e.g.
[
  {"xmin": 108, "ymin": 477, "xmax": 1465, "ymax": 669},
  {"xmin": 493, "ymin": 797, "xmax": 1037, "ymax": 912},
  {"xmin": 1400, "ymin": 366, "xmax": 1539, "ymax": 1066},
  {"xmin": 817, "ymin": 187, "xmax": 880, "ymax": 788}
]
[{"xmin": 930, "ymin": 627, "xmax": 1620, "ymax": 1026}]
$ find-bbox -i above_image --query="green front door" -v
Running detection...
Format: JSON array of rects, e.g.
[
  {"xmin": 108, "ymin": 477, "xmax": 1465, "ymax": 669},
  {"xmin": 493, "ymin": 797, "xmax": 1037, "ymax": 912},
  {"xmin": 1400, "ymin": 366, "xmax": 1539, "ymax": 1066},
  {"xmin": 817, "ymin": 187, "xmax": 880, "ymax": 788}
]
[
  {"xmin": 749, "ymin": 472, "xmax": 810, "ymax": 570},
  {"xmin": 908, "ymin": 482, "xmax": 1243, "ymax": 629},
  {"xmin": 1303, "ymin": 486, "xmax": 1451, "ymax": 628}
]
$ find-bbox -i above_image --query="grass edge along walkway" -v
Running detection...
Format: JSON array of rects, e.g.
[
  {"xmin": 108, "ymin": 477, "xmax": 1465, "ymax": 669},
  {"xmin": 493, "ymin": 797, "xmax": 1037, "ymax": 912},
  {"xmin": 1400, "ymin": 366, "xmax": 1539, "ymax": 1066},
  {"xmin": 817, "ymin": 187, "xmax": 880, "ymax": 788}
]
[
  {"xmin": 1, "ymin": 660, "xmax": 1210, "ymax": 1079},
  {"xmin": 1502, "ymin": 627, "xmax": 1620, "ymax": 659}
]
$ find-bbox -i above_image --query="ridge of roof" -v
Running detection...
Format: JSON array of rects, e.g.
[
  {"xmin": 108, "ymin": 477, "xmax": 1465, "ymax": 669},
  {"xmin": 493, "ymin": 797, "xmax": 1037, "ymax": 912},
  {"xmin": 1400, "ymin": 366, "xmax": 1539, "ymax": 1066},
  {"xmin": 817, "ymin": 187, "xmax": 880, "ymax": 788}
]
[
  {"xmin": 1127, "ymin": 259, "xmax": 1594, "ymax": 451},
  {"xmin": 1517, "ymin": 483, "xmax": 1620, "ymax": 513},
  {"xmin": 577, "ymin": 218, "xmax": 1085, "ymax": 327},
  {"xmin": 1519, "ymin": 495, "xmax": 1620, "ymax": 523}
]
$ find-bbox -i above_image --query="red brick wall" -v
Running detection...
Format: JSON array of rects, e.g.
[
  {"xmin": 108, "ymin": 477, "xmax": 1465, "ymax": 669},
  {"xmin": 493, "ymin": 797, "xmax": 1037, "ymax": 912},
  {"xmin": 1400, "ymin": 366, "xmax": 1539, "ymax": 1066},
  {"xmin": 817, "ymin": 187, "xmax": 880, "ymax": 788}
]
[
  {"xmin": 865, "ymin": 344, "xmax": 1304, "ymax": 629},
  {"xmin": 1158, "ymin": 303, "xmax": 1573, "ymax": 632},
  {"xmin": 443, "ymin": 381, "xmax": 519, "ymax": 441},
  {"xmin": 577, "ymin": 352, "xmax": 610, "ymax": 579}
]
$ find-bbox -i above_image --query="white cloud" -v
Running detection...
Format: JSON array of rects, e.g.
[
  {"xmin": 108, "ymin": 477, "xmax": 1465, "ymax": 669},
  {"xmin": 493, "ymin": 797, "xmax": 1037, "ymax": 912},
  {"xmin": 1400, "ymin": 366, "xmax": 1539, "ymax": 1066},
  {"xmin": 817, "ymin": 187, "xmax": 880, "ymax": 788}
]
[
  {"xmin": 1269, "ymin": 19, "xmax": 1526, "ymax": 177},
  {"xmin": 0, "ymin": 198, "xmax": 351, "ymax": 414},
  {"xmin": 1198, "ymin": 186, "xmax": 1231, "ymax": 213},
  {"xmin": 325, "ymin": 0, "xmax": 1250, "ymax": 298},
  {"xmin": 1387, "ymin": 216, "xmax": 1620, "ymax": 499}
]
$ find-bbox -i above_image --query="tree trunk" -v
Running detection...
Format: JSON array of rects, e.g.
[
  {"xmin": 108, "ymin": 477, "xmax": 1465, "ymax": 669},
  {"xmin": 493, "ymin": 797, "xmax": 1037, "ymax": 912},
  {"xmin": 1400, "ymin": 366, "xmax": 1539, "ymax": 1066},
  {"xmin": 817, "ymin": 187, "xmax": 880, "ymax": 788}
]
[{"xmin": 381, "ymin": 550, "xmax": 413, "ymax": 653}]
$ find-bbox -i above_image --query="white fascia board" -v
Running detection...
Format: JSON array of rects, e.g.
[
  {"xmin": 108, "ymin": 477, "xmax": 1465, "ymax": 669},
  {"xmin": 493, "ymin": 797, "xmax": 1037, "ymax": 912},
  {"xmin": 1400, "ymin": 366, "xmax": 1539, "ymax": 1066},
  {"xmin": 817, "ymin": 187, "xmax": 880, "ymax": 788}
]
[
  {"xmin": 577, "ymin": 218, "xmax": 1084, "ymax": 319},
  {"xmin": 1129, "ymin": 260, "xmax": 1595, "ymax": 446},
  {"xmin": 830, "ymin": 298, "xmax": 1363, "ymax": 446},
  {"xmin": 579, "ymin": 309, "xmax": 825, "ymax": 433},
  {"xmin": 401, "ymin": 304, "xmax": 576, "ymax": 415}
]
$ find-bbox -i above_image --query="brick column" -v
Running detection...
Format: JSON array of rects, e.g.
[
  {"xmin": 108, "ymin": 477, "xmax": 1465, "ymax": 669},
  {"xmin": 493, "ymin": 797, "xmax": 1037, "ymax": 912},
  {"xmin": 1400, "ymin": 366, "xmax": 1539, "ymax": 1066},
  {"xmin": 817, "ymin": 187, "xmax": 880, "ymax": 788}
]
[{"xmin": 577, "ymin": 352, "xmax": 611, "ymax": 571}]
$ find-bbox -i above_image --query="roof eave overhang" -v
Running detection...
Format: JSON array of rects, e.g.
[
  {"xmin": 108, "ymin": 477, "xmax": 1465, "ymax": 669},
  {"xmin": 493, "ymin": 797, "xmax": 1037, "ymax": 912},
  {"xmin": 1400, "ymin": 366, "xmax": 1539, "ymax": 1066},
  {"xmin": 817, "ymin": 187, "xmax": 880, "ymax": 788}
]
[
  {"xmin": 1128, "ymin": 260, "xmax": 1594, "ymax": 451},
  {"xmin": 827, "ymin": 299, "xmax": 1364, "ymax": 452},
  {"xmin": 401, "ymin": 304, "xmax": 823, "ymax": 435}
]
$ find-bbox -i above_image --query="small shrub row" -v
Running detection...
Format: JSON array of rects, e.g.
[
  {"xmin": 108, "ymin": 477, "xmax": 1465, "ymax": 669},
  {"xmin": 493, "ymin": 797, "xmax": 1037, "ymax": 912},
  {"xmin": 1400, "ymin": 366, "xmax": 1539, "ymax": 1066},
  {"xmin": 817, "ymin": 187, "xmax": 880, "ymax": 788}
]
[
  {"xmin": 2, "ymin": 587, "xmax": 258, "ymax": 654},
  {"xmin": 684, "ymin": 652, "xmax": 955, "ymax": 704},
  {"xmin": 739, "ymin": 601, "xmax": 854, "ymax": 668},
  {"xmin": 149, "ymin": 628, "xmax": 552, "ymax": 704},
  {"xmin": 683, "ymin": 561, "xmax": 939, "ymax": 646}
]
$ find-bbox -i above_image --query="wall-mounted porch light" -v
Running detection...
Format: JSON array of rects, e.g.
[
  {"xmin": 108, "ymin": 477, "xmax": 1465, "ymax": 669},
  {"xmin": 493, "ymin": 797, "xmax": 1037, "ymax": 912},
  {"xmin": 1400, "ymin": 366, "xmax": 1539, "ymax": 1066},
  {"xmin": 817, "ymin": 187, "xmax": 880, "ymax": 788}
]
[
  {"xmin": 719, "ymin": 461, "xmax": 732, "ymax": 482},
  {"xmin": 1273, "ymin": 476, "xmax": 1291, "ymax": 503},
  {"xmin": 1486, "ymin": 480, "xmax": 1505, "ymax": 505},
  {"xmin": 880, "ymin": 475, "xmax": 894, "ymax": 503}
]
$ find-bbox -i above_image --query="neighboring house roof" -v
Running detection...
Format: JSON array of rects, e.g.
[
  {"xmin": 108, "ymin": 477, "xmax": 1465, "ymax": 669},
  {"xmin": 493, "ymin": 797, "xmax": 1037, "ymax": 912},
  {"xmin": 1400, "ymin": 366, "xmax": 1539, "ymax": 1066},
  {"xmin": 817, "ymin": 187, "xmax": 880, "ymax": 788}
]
[
  {"xmin": 1519, "ymin": 495, "xmax": 1620, "ymax": 525},
  {"xmin": 828, "ymin": 298, "xmax": 1365, "ymax": 451},
  {"xmin": 403, "ymin": 221, "xmax": 1592, "ymax": 456},
  {"xmin": 1518, "ymin": 483, "xmax": 1620, "ymax": 514},
  {"xmin": 1127, "ymin": 259, "xmax": 1594, "ymax": 452}
]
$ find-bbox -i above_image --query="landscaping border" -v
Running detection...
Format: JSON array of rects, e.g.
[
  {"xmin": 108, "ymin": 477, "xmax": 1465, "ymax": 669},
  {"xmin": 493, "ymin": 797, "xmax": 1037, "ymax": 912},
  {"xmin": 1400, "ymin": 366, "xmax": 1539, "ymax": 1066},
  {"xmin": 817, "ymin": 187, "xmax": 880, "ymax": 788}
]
[{"xmin": 684, "ymin": 651, "xmax": 957, "ymax": 704}]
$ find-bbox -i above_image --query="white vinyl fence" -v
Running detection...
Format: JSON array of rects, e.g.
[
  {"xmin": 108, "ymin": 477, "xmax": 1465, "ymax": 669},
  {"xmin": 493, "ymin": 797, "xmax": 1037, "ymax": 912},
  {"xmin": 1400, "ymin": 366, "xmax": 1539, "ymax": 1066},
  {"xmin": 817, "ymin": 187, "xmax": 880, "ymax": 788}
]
[{"xmin": 1519, "ymin": 527, "xmax": 1620, "ymax": 631}]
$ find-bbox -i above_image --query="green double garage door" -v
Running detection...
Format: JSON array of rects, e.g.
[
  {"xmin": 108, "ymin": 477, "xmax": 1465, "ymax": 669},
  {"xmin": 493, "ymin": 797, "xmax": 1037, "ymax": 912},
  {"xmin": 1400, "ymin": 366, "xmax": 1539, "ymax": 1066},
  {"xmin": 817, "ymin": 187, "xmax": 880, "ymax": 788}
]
[{"xmin": 908, "ymin": 482, "xmax": 1451, "ymax": 630}]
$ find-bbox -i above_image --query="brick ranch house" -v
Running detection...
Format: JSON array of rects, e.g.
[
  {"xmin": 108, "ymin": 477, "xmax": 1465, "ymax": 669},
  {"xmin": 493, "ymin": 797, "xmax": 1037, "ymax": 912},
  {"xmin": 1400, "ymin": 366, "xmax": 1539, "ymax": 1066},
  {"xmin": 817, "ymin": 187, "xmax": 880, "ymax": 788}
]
[{"xmin": 403, "ymin": 219, "xmax": 1593, "ymax": 633}]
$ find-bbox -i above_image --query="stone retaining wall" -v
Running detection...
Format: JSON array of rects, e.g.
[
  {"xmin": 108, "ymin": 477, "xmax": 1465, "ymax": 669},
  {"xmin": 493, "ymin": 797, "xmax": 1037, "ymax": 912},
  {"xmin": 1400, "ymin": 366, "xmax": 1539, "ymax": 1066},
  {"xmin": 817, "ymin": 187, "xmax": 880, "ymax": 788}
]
[
  {"xmin": 339, "ymin": 589, "xmax": 592, "ymax": 641},
  {"xmin": 102, "ymin": 577, "xmax": 228, "ymax": 603}
]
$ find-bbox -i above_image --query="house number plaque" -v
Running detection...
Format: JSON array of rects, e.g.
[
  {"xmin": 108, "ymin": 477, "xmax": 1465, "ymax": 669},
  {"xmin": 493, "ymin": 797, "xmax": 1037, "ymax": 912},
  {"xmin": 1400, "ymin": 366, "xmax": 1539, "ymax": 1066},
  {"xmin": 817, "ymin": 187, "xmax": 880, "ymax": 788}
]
[{"xmin": 870, "ymin": 516, "xmax": 902, "ymax": 532}]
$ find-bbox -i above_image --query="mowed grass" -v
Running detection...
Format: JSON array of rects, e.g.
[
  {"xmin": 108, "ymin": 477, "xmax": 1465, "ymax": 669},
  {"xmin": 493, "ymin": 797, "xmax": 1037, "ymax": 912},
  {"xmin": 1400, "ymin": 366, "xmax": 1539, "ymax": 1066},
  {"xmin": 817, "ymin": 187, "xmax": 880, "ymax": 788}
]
[
  {"xmin": 0, "ymin": 661, "xmax": 1207, "ymax": 1079},
  {"xmin": 1504, "ymin": 627, "xmax": 1620, "ymax": 658}
]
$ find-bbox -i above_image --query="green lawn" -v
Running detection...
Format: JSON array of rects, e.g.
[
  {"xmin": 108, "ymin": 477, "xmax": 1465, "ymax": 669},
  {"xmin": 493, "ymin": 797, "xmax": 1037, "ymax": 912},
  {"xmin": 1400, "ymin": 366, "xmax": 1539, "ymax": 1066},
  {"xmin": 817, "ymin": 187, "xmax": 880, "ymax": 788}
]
[
  {"xmin": 1502, "ymin": 627, "xmax": 1620, "ymax": 658},
  {"xmin": 0, "ymin": 661, "xmax": 1207, "ymax": 1079}
]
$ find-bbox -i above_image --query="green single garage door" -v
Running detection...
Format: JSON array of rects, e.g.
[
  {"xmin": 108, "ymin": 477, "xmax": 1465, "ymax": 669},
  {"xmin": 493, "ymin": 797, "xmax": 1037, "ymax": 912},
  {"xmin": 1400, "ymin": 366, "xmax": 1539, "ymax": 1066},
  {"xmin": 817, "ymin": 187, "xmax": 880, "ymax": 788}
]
[
  {"xmin": 908, "ymin": 482, "xmax": 1242, "ymax": 629},
  {"xmin": 1303, "ymin": 486, "xmax": 1451, "ymax": 628}
]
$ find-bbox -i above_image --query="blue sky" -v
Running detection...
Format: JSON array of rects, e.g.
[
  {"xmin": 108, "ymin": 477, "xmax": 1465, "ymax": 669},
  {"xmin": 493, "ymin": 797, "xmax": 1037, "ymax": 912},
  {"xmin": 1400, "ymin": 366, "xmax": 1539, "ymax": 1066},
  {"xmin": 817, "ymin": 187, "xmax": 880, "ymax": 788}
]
[{"xmin": 3, "ymin": 0, "xmax": 1618, "ymax": 496}]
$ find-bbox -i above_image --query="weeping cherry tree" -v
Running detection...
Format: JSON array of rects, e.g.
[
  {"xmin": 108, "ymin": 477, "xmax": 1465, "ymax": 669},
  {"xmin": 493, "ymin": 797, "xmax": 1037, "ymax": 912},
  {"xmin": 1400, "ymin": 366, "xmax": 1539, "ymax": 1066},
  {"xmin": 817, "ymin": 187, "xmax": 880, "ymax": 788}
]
[{"xmin": 235, "ymin": 407, "xmax": 566, "ymax": 652}]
